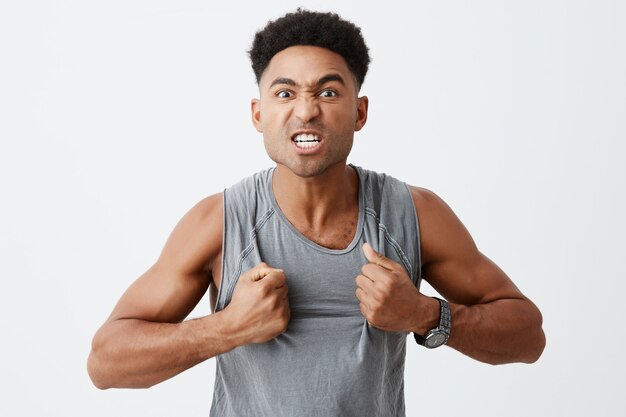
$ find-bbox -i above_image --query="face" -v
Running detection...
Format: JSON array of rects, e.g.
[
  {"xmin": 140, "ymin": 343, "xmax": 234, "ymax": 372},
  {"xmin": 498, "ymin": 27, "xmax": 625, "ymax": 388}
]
[{"xmin": 251, "ymin": 46, "xmax": 368, "ymax": 178}]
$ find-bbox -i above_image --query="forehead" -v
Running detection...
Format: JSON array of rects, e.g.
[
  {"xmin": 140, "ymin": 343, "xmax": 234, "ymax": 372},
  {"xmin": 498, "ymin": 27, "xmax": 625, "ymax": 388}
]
[{"xmin": 260, "ymin": 45, "xmax": 356, "ymax": 90}]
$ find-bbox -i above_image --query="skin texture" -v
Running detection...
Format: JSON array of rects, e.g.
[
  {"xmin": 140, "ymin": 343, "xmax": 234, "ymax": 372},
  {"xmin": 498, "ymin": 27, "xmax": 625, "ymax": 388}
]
[
  {"xmin": 87, "ymin": 45, "xmax": 545, "ymax": 390},
  {"xmin": 356, "ymin": 191, "xmax": 546, "ymax": 364},
  {"xmin": 251, "ymin": 46, "xmax": 368, "ymax": 179}
]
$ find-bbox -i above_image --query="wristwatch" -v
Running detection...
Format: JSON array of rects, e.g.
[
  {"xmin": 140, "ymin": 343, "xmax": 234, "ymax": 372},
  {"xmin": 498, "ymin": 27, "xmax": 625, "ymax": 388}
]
[{"xmin": 414, "ymin": 297, "xmax": 451, "ymax": 349}]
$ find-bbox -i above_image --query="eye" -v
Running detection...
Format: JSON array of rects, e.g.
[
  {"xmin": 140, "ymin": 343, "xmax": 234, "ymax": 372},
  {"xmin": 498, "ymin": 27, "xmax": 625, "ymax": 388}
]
[
  {"xmin": 319, "ymin": 89, "xmax": 337, "ymax": 98},
  {"xmin": 277, "ymin": 90, "xmax": 293, "ymax": 99}
]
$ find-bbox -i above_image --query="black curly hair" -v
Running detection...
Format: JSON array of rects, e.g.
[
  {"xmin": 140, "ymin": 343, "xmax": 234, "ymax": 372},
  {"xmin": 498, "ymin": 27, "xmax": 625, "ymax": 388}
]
[{"xmin": 249, "ymin": 9, "xmax": 371, "ymax": 90}]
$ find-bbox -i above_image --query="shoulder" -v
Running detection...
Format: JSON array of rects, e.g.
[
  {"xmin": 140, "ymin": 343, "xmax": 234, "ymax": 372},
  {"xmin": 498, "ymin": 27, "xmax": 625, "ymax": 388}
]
[
  {"xmin": 223, "ymin": 168, "xmax": 275, "ymax": 220},
  {"xmin": 407, "ymin": 185, "xmax": 448, "ymax": 215},
  {"xmin": 406, "ymin": 185, "xmax": 478, "ymax": 266},
  {"xmin": 353, "ymin": 165, "xmax": 443, "ymax": 210},
  {"xmin": 188, "ymin": 192, "xmax": 223, "ymax": 221},
  {"xmin": 354, "ymin": 165, "xmax": 412, "ymax": 204},
  {"xmin": 191, "ymin": 168, "xmax": 271, "ymax": 222},
  {"xmin": 177, "ymin": 192, "xmax": 223, "ymax": 237},
  {"xmin": 157, "ymin": 192, "xmax": 224, "ymax": 274}
]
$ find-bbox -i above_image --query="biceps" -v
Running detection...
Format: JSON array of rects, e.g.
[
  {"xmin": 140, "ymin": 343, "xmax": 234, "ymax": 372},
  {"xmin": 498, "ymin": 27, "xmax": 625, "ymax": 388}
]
[
  {"xmin": 424, "ymin": 253, "xmax": 524, "ymax": 306},
  {"xmin": 108, "ymin": 264, "xmax": 210, "ymax": 324}
]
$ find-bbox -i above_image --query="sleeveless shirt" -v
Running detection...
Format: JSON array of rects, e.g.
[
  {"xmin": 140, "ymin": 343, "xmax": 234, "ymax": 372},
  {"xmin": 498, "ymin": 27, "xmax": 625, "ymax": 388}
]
[{"xmin": 210, "ymin": 164, "xmax": 422, "ymax": 417}]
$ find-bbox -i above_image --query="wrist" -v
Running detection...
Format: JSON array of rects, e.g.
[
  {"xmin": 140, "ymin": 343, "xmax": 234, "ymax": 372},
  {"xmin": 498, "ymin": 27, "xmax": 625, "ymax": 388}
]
[
  {"xmin": 413, "ymin": 297, "xmax": 451, "ymax": 349},
  {"xmin": 209, "ymin": 310, "xmax": 245, "ymax": 352},
  {"xmin": 411, "ymin": 295, "xmax": 441, "ymax": 336}
]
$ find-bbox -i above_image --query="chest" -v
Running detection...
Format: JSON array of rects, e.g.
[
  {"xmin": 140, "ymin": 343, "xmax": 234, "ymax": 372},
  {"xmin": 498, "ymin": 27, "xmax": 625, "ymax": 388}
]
[
  {"xmin": 293, "ymin": 218, "xmax": 358, "ymax": 250},
  {"xmin": 259, "ymin": 233, "xmax": 367, "ymax": 319}
]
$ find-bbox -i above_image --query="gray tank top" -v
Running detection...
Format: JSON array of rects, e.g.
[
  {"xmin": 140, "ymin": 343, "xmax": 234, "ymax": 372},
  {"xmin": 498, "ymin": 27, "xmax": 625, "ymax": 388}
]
[{"xmin": 210, "ymin": 164, "xmax": 422, "ymax": 417}]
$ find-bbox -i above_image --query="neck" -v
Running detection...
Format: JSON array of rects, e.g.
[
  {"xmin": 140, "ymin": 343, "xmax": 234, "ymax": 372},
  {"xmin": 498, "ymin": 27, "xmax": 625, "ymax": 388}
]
[{"xmin": 272, "ymin": 162, "xmax": 358, "ymax": 230}]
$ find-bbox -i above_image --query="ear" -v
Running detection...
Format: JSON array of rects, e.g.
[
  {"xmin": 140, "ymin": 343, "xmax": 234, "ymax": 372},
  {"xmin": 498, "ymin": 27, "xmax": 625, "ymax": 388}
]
[
  {"xmin": 251, "ymin": 98, "xmax": 263, "ymax": 133},
  {"xmin": 354, "ymin": 96, "xmax": 369, "ymax": 132}
]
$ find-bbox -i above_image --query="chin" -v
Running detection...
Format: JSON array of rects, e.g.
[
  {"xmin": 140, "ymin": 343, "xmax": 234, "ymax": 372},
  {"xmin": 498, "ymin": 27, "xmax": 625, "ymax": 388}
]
[
  {"xmin": 287, "ymin": 165, "xmax": 327, "ymax": 178},
  {"xmin": 286, "ymin": 160, "xmax": 348, "ymax": 179}
]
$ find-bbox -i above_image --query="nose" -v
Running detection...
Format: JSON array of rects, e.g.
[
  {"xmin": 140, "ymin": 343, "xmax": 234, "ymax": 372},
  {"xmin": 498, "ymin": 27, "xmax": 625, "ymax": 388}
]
[{"xmin": 292, "ymin": 96, "xmax": 320, "ymax": 123}]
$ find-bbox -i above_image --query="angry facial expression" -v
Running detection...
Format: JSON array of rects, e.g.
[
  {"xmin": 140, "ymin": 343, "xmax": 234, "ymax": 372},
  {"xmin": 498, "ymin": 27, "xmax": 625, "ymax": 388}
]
[{"xmin": 251, "ymin": 46, "xmax": 368, "ymax": 178}]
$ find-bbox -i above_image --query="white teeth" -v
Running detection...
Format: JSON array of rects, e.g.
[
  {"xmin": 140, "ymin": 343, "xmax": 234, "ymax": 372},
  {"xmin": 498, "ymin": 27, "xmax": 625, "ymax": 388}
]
[
  {"xmin": 293, "ymin": 134, "xmax": 320, "ymax": 149},
  {"xmin": 294, "ymin": 133, "xmax": 319, "ymax": 142}
]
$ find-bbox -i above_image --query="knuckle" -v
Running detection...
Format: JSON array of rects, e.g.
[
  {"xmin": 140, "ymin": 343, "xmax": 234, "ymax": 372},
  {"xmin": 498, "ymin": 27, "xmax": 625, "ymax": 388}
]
[
  {"xmin": 381, "ymin": 286, "xmax": 392, "ymax": 298},
  {"xmin": 370, "ymin": 310, "xmax": 380, "ymax": 322},
  {"xmin": 359, "ymin": 304, "xmax": 367, "ymax": 316},
  {"xmin": 378, "ymin": 280, "xmax": 391, "ymax": 293},
  {"xmin": 259, "ymin": 284, "xmax": 271, "ymax": 296},
  {"xmin": 378, "ymin": 294, "xmax": 389, "ymax": 306},
  {"xmin": 269, "ymin": 295, "xmax": 279, "ymax": 308}
]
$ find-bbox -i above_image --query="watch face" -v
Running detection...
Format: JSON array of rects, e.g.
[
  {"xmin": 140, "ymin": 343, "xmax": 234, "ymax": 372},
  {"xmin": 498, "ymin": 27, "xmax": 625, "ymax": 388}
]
[{"xmin": 426, "ymin": 332, "xmax": 447, "ymax": 348}]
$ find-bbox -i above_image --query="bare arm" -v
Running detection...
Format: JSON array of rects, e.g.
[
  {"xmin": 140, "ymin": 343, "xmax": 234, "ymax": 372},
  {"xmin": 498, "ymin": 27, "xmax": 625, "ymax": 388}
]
[
  {"xmin": 411, "ymin": 186, "xmax": 545, "ymax": 364},
  {"xmin": 87, "ymin": 193, "xmax": 228, "ymax": 389},
  {"xmin": 88, "ymin": 192, "xmax": 291, "ymax": 389},
  {"xmin": 355, "ymin": 187, "xmax": 545, "ymax": 365}
]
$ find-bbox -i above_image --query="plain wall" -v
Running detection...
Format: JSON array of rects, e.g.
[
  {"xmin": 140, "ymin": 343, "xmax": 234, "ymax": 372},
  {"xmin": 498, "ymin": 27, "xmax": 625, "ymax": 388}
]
[{"xmin": 1, "ymin": 1, "xmax": 625, "ymax": 415}]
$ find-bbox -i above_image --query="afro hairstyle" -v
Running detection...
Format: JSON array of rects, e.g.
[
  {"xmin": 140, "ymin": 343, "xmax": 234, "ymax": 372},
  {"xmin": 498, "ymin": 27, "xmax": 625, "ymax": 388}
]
[{"xmin": 248, "ymin": 8, "xmax": 371, "ymax": 90}]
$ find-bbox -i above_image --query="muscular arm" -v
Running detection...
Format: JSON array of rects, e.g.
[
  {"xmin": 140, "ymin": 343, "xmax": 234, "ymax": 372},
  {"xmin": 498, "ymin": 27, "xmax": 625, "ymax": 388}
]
[
  {"xmin": 88, "ymin": 192, "xmax": 290, "ymax": 389},
  {"xmin": 87, "ymin": 193, "xmax": 231, "ymax": 389},
  {"xmin": 354, "ymin": 186, "xmax": 545, "ymax": 365},
  {"xmin": 411, "ymin": 186, "xmax": 545, "ymax": 364}
]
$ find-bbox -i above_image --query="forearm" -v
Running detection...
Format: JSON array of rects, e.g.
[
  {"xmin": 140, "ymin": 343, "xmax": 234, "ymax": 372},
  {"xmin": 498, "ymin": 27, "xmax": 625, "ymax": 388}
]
[
  {"xmin": 445, "ymin": 298, "xmax": 545, "ymax": 365},
  {"xmin": 87, "ymin": 312, "xmax": 235, "ymax": 389}
]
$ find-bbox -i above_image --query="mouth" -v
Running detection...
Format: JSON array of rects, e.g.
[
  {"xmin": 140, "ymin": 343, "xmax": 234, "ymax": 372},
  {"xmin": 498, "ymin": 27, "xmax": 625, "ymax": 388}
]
[{"xmin": 291, "ymin": 132, "xmax": 322, "ymax": 150}]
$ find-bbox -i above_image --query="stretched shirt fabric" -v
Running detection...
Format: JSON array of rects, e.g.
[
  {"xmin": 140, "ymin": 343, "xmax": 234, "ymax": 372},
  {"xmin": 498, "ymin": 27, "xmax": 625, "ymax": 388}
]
[{"xmin": 210, "ymin": 164, "xmax": 422, "ymax": 417}]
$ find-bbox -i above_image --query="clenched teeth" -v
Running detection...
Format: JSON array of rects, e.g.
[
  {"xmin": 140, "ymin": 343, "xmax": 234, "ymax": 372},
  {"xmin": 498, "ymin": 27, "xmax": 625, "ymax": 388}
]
[{"xmin": 293, "ymin": 133, "xmax": 321, "ymax": 149}]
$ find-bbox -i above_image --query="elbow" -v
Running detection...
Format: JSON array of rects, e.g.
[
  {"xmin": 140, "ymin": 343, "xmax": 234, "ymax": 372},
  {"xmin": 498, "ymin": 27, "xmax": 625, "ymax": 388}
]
[
  {"xmin": 87, "ymin": 330, "xmax": 117, "ymax": 390},
  {"xmin": 521, "ymin": 305, "xmax": 546, "ymax": 364},
  {"xmin": 87, "ymin": 345, "xmax": 156, "ymax": 390},
  {"xmin": 523, "ymin": 325, "xmax": 546, "ymax": 364},
  {"xmin": 487, "ymin": 305, "xmax": 546, "ymax": 366},
  {"xmin": 87, "ymin": 350, "xmax": 112, "ymax": 390},
  {"xmin": 87, "ymin": 321, "xmax": 157, "ymax": 390},
  {"xmin": 481, "ymin": 330, "xmax": 545, "ymax": 366}
]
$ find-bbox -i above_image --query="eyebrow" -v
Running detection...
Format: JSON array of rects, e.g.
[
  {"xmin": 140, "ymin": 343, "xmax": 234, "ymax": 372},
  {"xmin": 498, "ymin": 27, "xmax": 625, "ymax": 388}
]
[{"xmin": 269, "ymin": 73, "xmax": 346, "ymax": 89}]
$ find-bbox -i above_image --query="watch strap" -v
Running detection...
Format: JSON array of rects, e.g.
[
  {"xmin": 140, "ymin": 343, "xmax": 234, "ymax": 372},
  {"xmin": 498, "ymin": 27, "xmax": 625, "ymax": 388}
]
[{"xmin": 414, "ymin": 297, "xmax": 451, "ymax": 348}]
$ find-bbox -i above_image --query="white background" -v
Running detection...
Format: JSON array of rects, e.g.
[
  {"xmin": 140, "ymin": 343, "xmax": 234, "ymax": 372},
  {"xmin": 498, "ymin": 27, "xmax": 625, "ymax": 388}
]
[{"xmin": 1, "ymin": 1, "xmax": 625, "ymax": 416}]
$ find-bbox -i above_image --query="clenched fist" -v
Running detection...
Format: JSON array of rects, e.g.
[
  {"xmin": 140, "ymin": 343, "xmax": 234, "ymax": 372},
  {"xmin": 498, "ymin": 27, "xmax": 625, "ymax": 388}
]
[
  {"xmin": 355, "ymin": 242, "xmax": 437, "ymax": 333},
  {"xmin": 223, "ymin": 262, "xmax": 291, "ymax": 345}
]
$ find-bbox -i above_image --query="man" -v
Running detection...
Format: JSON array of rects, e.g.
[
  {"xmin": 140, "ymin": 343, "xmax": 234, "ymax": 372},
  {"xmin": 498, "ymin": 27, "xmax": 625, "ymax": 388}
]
[{"xmin": 87, "ymin": 9, "xmax": 545, "ymax": 416}]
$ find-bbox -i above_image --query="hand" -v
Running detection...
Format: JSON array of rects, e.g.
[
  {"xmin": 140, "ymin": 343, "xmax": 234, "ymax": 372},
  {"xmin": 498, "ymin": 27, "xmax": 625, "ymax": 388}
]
[
  {"xmin": 223, "ymin": 262, "xmax": 291, "ymax": 345},
  {"xmin": 355, "ymin": 243, "xmax": 436, "ymax": 333}
]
